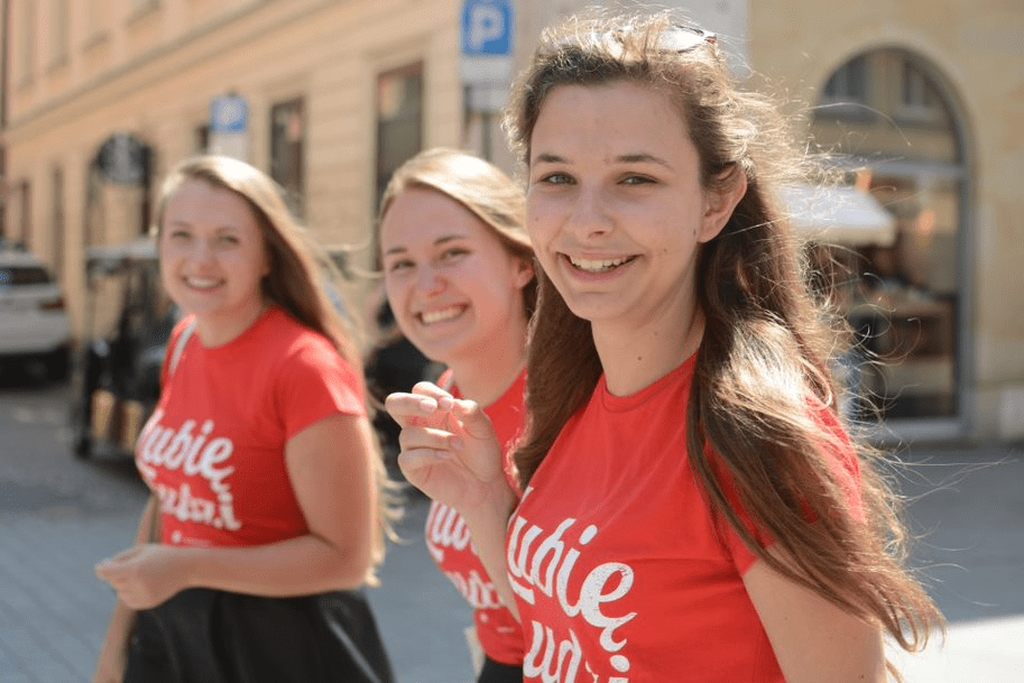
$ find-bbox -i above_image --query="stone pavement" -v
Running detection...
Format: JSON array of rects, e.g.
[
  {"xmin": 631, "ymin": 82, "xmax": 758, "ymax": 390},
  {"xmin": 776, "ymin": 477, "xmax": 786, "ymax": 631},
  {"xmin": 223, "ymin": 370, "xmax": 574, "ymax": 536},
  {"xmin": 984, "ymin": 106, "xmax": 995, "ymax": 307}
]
[{"xmin": 1, "ymin": 375, "xmax": 1022, "ymax": 681}]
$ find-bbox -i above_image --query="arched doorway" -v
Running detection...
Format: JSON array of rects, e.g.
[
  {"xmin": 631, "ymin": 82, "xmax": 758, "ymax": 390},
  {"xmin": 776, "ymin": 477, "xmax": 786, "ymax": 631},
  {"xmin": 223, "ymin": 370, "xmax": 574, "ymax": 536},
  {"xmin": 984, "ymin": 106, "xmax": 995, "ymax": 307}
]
[{"xmin": 811, "ymin": 49, "xmax": 970, "ymax": 430}]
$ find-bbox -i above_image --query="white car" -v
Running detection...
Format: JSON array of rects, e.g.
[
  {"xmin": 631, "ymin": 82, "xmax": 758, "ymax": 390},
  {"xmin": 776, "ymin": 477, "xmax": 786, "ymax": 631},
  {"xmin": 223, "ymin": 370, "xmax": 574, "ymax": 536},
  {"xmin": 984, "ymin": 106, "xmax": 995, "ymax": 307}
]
[{"xmin": 0, "ymin": 248, "xmax": 71, "ymax": 380}]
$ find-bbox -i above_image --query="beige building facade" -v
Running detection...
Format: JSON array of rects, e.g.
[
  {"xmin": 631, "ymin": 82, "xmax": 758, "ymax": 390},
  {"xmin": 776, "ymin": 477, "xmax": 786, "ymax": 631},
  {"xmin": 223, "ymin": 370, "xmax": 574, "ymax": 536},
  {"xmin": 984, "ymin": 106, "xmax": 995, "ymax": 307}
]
[{"xmin": 3, "ymin": 0, "xmax": 1021, "ymax": 443}]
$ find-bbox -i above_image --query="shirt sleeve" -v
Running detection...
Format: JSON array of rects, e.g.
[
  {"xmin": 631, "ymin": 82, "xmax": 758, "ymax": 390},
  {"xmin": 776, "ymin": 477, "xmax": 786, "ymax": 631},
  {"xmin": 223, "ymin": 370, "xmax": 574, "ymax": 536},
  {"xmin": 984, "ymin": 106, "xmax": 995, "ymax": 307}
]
[{"xmin": 276, "ymin": 337, "xmax": 367, "ymax": 440}]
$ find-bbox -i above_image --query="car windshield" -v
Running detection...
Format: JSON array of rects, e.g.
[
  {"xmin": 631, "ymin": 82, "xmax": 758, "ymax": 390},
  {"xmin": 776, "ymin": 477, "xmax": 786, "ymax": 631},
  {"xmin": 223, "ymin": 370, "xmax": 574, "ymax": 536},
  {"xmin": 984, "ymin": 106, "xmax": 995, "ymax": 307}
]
[{"xmin": 0, "ymin": 266, "xmax": 52, "ymax": 286}]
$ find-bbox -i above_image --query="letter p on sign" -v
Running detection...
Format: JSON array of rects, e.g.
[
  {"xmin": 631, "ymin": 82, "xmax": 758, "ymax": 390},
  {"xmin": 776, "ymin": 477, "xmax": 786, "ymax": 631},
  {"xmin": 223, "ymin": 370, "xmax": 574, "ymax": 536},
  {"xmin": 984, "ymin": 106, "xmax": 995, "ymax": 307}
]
[{"xmin": 469, "ymin": 5, "xmax": 502, "ymax": 50}]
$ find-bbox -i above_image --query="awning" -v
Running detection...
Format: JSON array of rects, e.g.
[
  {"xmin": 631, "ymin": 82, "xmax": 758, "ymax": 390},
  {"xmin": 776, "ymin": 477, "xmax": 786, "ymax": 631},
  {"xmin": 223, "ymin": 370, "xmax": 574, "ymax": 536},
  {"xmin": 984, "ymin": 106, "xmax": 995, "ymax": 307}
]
[{"xmin": 778, "ymin": 183, "xmax": 897, "ymax": 247}]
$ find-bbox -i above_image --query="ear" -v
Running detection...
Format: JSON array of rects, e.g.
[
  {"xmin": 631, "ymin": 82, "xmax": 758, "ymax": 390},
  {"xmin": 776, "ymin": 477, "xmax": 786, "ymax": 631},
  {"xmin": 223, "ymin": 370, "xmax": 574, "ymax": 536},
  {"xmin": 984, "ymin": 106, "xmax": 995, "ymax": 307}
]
[
  {"xmin": 512, "ymin": 256, "xmax": 535, "ymax": 290},
  {"xmin": 699, "ymin": 165, "xmax": 748, "ymax": 244}
]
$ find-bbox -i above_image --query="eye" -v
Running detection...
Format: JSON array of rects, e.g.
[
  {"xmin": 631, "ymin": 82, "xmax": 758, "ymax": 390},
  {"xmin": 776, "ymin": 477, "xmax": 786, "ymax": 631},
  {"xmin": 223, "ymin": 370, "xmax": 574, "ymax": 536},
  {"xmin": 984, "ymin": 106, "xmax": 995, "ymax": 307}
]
[
  {"xmin": 537, "ymin": 172, "xmax": 574, "ymax": 186},
  {"xmin": 167, "ymin": 229, "xmax": 191, "ymax": 240},
  {"xmin": 621, "ymin": 174, "xmax": 656, "ymax": 186},
  {"xmin": 217, "ymin": 234, "xmax": 240, "ymax": 245},
  {"xmin": 439, "ymin": 247, "xmax": 469, "ymax": 263},
  {"xmin": 386, "ymin": 258, "xmax": 414, "ymax": 274}
]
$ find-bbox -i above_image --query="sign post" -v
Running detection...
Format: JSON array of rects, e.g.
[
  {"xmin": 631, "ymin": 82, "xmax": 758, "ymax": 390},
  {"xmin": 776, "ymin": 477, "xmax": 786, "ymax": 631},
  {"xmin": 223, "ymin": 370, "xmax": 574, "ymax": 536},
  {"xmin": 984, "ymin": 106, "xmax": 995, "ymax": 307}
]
[
  {"xmin": 209, "ymin": 94, "xmax": 250, "ymax": 161},
  {"xmin": 459, "ymin": 0, "xmax": 514, "ymax": 160}
]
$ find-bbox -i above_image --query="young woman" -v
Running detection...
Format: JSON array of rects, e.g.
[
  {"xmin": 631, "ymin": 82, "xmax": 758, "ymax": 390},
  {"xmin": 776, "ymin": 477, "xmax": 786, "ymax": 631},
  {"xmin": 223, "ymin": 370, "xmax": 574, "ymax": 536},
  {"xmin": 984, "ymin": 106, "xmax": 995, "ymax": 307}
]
[
  {"xmin": 386, "ymin": 12, "xmax": 943, "ymax": 683},
  {"xmin": 94, "ymin": 155, "xmax": 396, "ymax": 683},
  {"xmin": 376, "ymin": 148, "xmax": 534, "ymax": 682}
]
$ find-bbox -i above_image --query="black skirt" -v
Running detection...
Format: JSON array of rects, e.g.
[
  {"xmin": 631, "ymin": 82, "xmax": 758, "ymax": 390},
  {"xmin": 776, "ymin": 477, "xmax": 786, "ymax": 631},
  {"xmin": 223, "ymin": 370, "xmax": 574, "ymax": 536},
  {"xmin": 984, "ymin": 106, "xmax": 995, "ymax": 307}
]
[{"xmin": 125, "ymin": 587, "xmax": 394, "ymax": 683}]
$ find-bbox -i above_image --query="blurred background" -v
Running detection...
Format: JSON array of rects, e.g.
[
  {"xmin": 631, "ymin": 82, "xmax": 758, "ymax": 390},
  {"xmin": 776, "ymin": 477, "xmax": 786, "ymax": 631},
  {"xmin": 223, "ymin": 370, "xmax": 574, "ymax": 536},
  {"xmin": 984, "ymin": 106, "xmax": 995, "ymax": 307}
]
[{"xmin": 0, "ymin": 1, "xmax": 1021, "ymax": 681}]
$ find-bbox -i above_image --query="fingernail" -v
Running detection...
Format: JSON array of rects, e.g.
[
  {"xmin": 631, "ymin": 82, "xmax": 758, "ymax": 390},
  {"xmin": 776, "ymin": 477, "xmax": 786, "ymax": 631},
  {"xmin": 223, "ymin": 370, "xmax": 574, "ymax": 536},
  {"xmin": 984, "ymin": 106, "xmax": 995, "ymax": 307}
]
[{"xmin": 420, "ymin": 397, "xmax": 438, "ymax": 411}]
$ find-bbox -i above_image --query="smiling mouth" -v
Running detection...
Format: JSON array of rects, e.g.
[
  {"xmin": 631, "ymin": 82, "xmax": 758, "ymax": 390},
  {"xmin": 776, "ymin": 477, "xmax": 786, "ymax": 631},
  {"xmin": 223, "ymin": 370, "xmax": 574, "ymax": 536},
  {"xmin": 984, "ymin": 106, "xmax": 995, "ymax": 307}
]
[
  {"xmin": 184, "ymin": 276, "xmax": 223, "ymax": 290},
  {"xmin": 418, "ymin": 305, "xmax": 467, "ymax": 325},
  {"xmin": 565, "ymin": 255, "xmax": 637, "ymax": 273}
]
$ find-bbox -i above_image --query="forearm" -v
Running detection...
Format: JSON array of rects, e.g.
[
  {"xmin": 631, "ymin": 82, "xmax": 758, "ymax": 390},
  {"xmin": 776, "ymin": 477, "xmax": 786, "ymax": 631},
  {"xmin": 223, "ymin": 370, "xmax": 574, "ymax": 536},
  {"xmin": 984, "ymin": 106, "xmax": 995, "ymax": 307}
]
[
  {"xmin": 177, "ymin": 532, "xmax": 371, "ymax": 596},
  {"xmin": 94, "ymin": 599, "xmax": 135, "ymax": 682},
  {"xmin": 463, "ymin": 482, "xmax": 519, "ymax": 621}
]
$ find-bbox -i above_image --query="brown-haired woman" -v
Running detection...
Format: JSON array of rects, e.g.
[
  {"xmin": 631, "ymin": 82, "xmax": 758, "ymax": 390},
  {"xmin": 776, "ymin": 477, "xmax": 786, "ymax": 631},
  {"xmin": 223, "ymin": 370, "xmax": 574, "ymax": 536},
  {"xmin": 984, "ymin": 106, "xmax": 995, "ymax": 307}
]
[
  {"xmin": 377, "ymin": 148, "xmax": 534, "ymax": 682},
  {"xmin": 94, "ymin": 155, "xmax": 396, "ymax": 682},
  {"xmin": 386, "ymin": 11, "xmax": 943, "ymax": 683}
]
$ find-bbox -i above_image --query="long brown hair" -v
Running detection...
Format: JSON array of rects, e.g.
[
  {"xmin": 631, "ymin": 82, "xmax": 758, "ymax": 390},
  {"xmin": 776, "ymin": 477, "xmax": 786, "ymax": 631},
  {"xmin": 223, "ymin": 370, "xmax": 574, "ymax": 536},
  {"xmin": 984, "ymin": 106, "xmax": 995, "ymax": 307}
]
[
  {"xmin": 155, "ymin": 154, "xmax": 401, "ymax": 584},
  {"xmin": 376, "ymin": 147, "xmax": 535, "ymax": 317},
  {"xmin": 506, "ymin": 10, "xmax": 942, "ymax": 663}
]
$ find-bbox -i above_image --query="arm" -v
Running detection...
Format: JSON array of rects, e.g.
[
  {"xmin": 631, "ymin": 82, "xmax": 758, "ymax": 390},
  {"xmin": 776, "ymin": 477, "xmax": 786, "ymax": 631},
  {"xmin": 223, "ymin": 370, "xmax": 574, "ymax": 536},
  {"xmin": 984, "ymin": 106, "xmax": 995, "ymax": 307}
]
[
  {"xmin": 92, "ymin": 495, "xmax": 158, "ymax": 683},
  {"xmin": 743, "ymin": 556, "xmax": 886, "ymax": 682},
  {"xmin": 387, "ymin": 383, "xmax": 520, "ymax": 620},
  {"xmin": 96, "ymin": 413, "xmax": 378, "ymax": 607}
]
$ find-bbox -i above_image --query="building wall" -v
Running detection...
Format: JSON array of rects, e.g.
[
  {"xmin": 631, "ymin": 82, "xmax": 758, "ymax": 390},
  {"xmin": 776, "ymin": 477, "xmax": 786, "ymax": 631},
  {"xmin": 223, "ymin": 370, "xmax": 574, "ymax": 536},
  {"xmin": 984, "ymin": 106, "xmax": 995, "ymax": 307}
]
[
  {"xmin": 749, "ymin": 0, "xmax": 1024, "ymax": 440},
  {"xmin": 3, "ymin": 0, "xmax": 464, "ymax": 336}
]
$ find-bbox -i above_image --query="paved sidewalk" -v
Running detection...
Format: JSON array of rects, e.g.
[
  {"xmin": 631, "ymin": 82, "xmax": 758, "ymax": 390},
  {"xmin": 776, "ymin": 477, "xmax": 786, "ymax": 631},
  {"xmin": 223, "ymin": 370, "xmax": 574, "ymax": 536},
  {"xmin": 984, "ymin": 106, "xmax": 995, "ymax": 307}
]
[
  {"xmin": 888, "ymin": 444, "xmax": 1024, "ymax": 681},
  {"xmin": 0, "ymin": 373, "xmax": 1020, "ymax": 682}
]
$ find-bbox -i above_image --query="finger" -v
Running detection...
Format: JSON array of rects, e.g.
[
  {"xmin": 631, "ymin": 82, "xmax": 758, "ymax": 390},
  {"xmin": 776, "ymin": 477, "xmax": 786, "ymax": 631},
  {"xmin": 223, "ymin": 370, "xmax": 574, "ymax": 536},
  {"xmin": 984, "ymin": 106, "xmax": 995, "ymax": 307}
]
[
  {"xmin": 410, "ymin": 381, "xmax": 456, "ymax": 408},
  {"xmin": 398, "ymin": 426, "xmax": 463, "ymax": 453},
  {"xmin": 385, "ymin": 392, "xmax": 443, "ymax": 426},
  {"xmin": 397, "ymin": 446, "xmax": 453, "ymax": 478},
  {"xmin": 450, "ymin": 398, "xmax": 498, "ymax": 441}
]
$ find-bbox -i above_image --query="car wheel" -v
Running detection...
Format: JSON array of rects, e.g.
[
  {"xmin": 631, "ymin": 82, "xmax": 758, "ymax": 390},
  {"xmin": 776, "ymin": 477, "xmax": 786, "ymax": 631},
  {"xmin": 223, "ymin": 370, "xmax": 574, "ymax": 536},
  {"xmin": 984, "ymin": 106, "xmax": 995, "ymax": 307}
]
[
  {"xmin": 73, "ymin": 433, "xmax": 93, "ymax": 459},
  {"xmin": 45, "ymin": 347, "xmax": 70, "ymax": 382}
]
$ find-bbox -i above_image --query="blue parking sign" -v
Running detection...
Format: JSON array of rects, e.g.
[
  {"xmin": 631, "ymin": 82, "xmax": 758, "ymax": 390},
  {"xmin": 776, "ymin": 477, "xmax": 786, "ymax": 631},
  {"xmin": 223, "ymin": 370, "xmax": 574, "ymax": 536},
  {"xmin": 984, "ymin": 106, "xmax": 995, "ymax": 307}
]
[{"xmin": 461, "ymin": 0, "xmax": 513, "ymax": 57}]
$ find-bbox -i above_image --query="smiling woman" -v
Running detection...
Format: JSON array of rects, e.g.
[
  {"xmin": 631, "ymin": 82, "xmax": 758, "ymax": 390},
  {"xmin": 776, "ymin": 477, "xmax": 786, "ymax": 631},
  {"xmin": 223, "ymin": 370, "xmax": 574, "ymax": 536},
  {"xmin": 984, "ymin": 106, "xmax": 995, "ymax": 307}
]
[
  {"xmin": 374, "ymin": 148, "xmax": 534, "ymax": 682},
  {"xmin": 93, "ymin": 155, "xmax": 397, "ymax": 683},
  {"xmin": 386, "ymin": 10, "xmax": 944, "ymax": 683}
]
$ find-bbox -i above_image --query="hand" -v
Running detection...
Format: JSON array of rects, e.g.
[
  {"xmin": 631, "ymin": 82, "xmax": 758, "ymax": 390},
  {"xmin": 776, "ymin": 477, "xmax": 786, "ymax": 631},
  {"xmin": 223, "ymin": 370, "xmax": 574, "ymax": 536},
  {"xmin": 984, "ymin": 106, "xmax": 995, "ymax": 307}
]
[
  {"xmin": 385, "ymin": 381, "xmax": 508, "ymax": 514},
  {"xmin": 95, "ymin": 543, "xmax": 187, "ymax": 610}
]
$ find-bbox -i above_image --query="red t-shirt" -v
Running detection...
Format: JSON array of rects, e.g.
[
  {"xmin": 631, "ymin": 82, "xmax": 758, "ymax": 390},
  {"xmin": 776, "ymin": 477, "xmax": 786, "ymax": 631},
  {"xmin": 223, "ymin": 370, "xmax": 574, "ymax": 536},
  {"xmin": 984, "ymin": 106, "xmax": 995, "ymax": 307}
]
[
  {"xmin": 424, "ymin": 369, "xmax": 527, "ymax": 665},
  {"xmin": 136, "ymin": 308, "xmax": 366, "ymax": 548},
  {"xmin": 506, "ymin": 355, "xmax": 862, "ymax": 682}
]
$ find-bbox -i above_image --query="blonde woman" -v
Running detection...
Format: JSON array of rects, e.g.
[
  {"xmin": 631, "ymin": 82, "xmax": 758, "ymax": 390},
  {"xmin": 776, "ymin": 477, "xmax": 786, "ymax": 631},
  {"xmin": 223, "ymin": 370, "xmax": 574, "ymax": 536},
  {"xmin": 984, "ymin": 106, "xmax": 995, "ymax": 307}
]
[
  {"xmin": 376, "ymin": 148, "xmax": 534, "ymax": 682},
  {"xmin": 95, "ymin": 156, "xmax": 395, "ymax": 683}
]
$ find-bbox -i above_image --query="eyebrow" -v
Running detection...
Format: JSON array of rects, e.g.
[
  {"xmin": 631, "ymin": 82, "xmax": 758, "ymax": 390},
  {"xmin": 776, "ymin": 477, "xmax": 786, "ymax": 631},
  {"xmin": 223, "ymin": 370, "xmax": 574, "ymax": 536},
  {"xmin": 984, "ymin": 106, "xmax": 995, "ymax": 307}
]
[
  {"xmin": 166, "ymin": 220, "xmax": 243, "ymax": 233},
  {"xmin": 383, "ymin": 233, "xmax": 468, "ymax": 256},
  {"xmin": 533, "ymin": 152, "xmax": 674, "ymax": 169}
]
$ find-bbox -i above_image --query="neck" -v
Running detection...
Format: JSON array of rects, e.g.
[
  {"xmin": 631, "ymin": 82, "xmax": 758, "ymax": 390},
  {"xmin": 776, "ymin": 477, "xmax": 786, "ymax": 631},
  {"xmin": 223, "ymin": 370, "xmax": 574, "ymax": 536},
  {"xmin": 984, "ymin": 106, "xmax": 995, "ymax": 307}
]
[
  {"xmin": 593, "ymin": 295, "xmax": 704, "ymax": 397},
  {"xmin": 194, "ymin": 298, "xmax": 269, "ymax": 348},
  {"xmin": 445, "ymin": 319, "xmax": 527, "ymax": 407}
]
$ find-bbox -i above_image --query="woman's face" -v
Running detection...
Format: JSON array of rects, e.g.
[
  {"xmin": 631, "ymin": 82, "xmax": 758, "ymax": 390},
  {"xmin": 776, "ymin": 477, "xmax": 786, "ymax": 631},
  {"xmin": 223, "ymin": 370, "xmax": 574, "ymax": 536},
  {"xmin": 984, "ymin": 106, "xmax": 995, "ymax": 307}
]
[
  {"xmin": 159, "ymin": 179, "xmax": 269, "ymax": 326},
  {"xmin": 380, "ymin": 187, "xmax": 533, "ymax": 365},
  {"xmin": 526, "ymin": 81, "xmax": 728, "ymax": 332}
]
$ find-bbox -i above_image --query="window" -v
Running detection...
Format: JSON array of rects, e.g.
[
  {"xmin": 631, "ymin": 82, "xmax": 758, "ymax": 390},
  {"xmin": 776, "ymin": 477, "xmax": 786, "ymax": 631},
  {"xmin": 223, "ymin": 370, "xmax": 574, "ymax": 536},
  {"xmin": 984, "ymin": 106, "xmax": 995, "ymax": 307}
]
[
  {"xmin": 811, "ymin": 49, "xmax": 966, "ymax": 422},
  {"xmin": 50, "ymin": 0, "xmax": 70, "ymax": 67},
  {"xmin": 195, "ymin": 123, "xmax": 210, "ymax": 153},
  {"xmin": 19, "ymin": 181, "xmax": 33, "ymax": 250},
  {"xmin": 898, "ymin": 59, "xmax": 943, "ymax": 122},
  {"xmin": 375, "ymin": 63, "xmax": 423, "ymax": 205},
  {"xmin": 52, "ymin": 166, "xmax": 65, "ymax": 278},
  {"xmin": 18, "ymin": 2, "xmax": 36, "ymax": 84},
  {"xmin": 823, "ymin": 55, "xmax": 868, "ymax": 103},
  {"xmin": 269, "ymin": 98, "xmax": 306, "ymax": 216}
]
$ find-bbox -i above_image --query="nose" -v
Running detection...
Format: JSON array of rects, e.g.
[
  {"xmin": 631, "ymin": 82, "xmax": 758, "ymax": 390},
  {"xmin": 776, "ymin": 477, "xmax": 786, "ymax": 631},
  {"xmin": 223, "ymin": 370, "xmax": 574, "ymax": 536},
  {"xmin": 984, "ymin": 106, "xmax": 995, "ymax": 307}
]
[
  {"xmin": 565, "ymin": 187, "xmax": 612, "ymax": 240},
  {"xmin": 186, "ymin": 237, "xmax": 217, "ymax": 268},
  {"xmin": 414, "ymin": 263, "xmax": 445, "ymax": 297}
]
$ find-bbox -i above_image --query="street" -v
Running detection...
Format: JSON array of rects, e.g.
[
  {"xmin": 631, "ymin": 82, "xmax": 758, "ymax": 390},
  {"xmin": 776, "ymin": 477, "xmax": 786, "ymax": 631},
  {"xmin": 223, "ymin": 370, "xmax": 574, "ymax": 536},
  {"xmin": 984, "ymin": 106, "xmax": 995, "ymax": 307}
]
[{"xmin": 1, "ymin": 371, "xmax": 1022, "ymax": 682}]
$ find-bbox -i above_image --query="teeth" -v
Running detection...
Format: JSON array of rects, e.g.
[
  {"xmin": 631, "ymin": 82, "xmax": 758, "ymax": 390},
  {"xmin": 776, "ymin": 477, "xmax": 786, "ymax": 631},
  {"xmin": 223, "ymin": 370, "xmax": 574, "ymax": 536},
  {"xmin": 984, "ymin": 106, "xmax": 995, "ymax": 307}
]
[
  {"xmin": 186, "ymin": 277, "xmax": 221, "ymax": 289},
  {"xmin": 568, "ymin": 255, "xmax": 632, "ymax": 272},
  {"xmin": 420, "ymin": 306, "xmax": 464, "ymax": 325}
]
